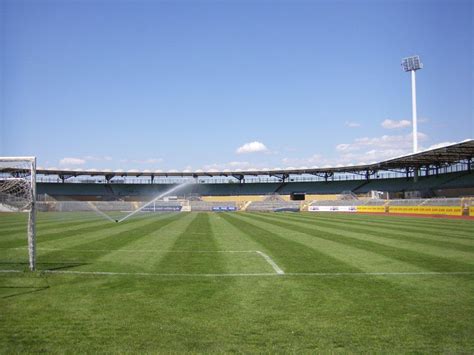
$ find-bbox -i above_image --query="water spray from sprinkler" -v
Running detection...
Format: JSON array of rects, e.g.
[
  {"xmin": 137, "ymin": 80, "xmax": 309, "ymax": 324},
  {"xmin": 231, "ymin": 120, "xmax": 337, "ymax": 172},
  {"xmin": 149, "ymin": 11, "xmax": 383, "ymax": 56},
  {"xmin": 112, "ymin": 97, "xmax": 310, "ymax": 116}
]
[{"xmin": 117, "ymin": 181, "xmax": 192, "ymax": 223}]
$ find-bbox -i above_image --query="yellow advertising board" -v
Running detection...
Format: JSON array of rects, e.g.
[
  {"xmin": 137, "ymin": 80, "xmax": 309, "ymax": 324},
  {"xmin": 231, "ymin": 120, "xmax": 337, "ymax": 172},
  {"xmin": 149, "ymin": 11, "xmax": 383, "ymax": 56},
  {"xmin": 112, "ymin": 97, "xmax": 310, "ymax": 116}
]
[
  {"xmin": 356, "ymin": 206, "xmax": 386, "ymax": 213},
  {"xmin": 469, "ymin": 206, "xmax": 474, "ymax": 217},
  {"xmin": 388, "ymin": 206, "xmax": 462, "ymax": 216}
]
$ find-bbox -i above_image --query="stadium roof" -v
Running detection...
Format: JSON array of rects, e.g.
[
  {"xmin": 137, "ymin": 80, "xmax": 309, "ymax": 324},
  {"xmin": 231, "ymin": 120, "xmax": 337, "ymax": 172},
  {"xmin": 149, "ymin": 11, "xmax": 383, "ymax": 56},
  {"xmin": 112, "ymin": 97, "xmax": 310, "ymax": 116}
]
[{"xmin": 36, "ymin": 139, "xmax": 474, "ymax": 180}]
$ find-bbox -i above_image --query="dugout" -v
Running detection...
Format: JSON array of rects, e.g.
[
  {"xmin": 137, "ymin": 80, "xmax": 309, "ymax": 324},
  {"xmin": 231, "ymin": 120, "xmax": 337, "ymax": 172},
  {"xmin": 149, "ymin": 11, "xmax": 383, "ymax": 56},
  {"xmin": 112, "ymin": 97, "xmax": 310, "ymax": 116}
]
[{"xmin": 290, "ymin": 192, "xmax": 306, "ymax": 200}]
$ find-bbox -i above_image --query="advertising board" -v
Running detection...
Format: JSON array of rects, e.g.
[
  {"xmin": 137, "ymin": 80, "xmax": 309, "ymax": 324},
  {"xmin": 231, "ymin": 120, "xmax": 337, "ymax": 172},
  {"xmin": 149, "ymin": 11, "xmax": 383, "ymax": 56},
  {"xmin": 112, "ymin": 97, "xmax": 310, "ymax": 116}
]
[
  {"xmin": 308, "ymin": 206, "xmax": 356, "ymax": 212},
  {"xmin": 212, "ymin": 206, "xmax": 237, "ymax": 212}
]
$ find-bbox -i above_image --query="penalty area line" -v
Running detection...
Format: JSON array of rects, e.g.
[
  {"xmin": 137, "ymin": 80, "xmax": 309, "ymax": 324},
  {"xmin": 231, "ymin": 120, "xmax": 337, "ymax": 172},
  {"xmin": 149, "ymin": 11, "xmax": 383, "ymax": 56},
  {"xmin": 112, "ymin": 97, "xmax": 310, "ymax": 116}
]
[{"xmin": 256, "ymin": 251, "xmax": 285, "ymax": 275}]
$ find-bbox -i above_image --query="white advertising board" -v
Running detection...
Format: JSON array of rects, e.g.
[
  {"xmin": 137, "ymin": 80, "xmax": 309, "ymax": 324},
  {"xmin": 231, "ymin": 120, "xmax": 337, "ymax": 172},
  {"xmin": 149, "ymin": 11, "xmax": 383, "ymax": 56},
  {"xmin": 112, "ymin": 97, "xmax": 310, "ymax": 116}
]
[{"xmin": 308, "ymin": 206, "xmax": 357, "ymax": 212}]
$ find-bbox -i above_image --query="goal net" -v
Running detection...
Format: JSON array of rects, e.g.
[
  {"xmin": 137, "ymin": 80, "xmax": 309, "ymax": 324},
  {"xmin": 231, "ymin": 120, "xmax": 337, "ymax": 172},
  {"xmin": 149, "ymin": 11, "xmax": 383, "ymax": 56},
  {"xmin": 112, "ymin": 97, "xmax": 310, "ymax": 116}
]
[{"xmin": 0, "ymin": 157, "xmax": 37, "ymax": 270}]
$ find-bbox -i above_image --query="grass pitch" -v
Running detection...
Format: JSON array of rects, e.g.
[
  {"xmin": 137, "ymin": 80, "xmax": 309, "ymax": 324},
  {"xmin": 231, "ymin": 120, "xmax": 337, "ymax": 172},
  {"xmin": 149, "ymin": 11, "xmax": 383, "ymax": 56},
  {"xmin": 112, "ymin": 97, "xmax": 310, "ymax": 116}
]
[{"xmin": 1, "ymin": 211, "xmax": 473, "ymax": 352}]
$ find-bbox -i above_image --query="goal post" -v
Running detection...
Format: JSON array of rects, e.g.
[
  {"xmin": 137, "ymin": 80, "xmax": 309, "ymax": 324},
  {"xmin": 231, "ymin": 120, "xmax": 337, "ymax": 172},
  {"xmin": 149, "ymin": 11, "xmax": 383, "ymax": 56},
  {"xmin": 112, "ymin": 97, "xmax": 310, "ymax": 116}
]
[{"xmin": 0, "ymin": 156, "xmax": 37, "ymax": 271}]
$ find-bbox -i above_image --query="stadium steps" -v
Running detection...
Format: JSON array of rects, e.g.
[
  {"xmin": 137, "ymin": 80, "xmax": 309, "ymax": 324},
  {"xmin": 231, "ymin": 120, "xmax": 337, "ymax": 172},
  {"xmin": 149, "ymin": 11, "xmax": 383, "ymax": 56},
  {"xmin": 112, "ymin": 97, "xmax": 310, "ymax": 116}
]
[
  {"xmin": 241, "ymin": 201, "xmax": 253, "ymax": 211},
  {"xmin": 352, "ymin": 180, "xmax": 371, "ymax": 193},
  {"xmin": 437, "ymin": 171, "xmax": 473, "ymax": 188}
]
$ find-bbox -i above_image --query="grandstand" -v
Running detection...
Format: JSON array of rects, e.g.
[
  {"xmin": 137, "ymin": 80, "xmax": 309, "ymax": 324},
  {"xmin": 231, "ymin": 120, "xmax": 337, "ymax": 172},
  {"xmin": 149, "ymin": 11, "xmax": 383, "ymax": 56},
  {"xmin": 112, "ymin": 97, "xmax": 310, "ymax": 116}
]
[{"xmin": 26, "ymin": 140, "xmax": 474, "ymax": 215}]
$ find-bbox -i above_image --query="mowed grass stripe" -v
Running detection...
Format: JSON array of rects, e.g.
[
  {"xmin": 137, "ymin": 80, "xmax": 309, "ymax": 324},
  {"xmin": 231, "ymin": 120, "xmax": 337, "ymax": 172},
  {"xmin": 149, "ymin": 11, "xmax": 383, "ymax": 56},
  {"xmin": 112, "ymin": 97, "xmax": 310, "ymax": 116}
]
[
  {"xmin": 243, "ymin": 213, "xmax": 473, "ymax": 272},
  {"xmin": 0, "ymin": 212, "xmax": 118, "ymax": 233},
  {"xmin": 221, "ymin": 213, "xmax": 360, "ymax": 273},
  {"xmin": 1, "ymin": 212, "xmax": 102, "ymax": 230},
  {"xmin": 299, "ymin": 212, "xmax": 474, "ymax": 240},
  {"xmin": 208, "ymin": 213, "xmax": 282, "ymax": 274},
  {"xmin": 0, "ymin": 211, "xmax": 114, "ymax": 227},
  {"xmin": 304, "ymin": 213, "xmax": 474, "ymax": 241},
  {"xmin": 34, "ymin": 213, "xmax": 176, "ymax": 250},
  {"xmin": 345, "ymin": 211, "xmax": 474, "ymax": 231},
  {"xmin": 155, "ymin": 213, "xmax": 228, "ymax": 274},
  {"xmin": 46, "ymin": 212, "xmax": 185, "ymax": 252},
  {"xmin": 0, "ymin": 217, "xmax": 120, "ymax": 248},
  {"xmin": 89, "ymin": 213, "xmax": 199, "ymax": 273},
  {"xmin": 0, "ymin": 213, "xmax": 28, "ymax": 229},
  {"xmin": 232, "ymin": 213, "xmax": 429, "ymax": 274},
  {"xmin": 301, "ymin": 212, "xmax": 474, "ymax": 239},
  {"xmin": 0, "ymin": 212, "xmax": 167, "ymax": 232},
  {"xmin": 0, "ymin": 214, "xmax": 179, "ymax": 271},
  {"xmin": 0, "ymin": 215, "xmax": 135, "ymax": 248},
  {"xmin": 254, "ymin": 212, "xmax": 474, "ymax": 265},
  {"xmin": 208, "ymin": 213, "xmax": 272, "ymax": 252},
  {"xmin": 31, "ymin": 213, "xmax": 187, "ymax": 271},
  {"xmin": 295, "ymin": 212, "xmax": 474, "ymax": 242},
  {"xmin": 271, "ymin": 213, "xmax": 474, "ymax": 263},
  {"xmin": 280, "ymin": 213, "xmax": 474, "ymax": 251},
  {"xmin": 301, "ymin": 212, "xmax": 474, "ymax": 238},
  {"xmin": 35, "ymin": 211, "xmax": 153, "ymax": 229},
  {"xmin": 2, "ymin": 213, "xmax": 198, "ymax": 273},
  {"xmin": 0, "ymin": 212, "xmax": 473, "ymax": 353},
  {"xmin": 220, "ymin": 214, "xmax": 468, "ymax": 350},
  {"xmin": 101, "ymin": 212, "xmax": 197, "ymax": 253}
]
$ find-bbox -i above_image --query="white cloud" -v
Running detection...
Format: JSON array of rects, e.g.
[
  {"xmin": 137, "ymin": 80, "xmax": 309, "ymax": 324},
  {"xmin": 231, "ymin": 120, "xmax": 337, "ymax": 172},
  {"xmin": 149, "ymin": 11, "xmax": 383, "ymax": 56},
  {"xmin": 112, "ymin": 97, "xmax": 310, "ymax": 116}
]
[
  {"xmin": 284, "ymin": 132, "xmax": 429, "ymax": 168},
  {"xmin": 335, "ymin": 143, "xmax": 356, "ymax": 152},
  {"xmin": 59, "ymin": 156, "xmax": 115, "ymax": 167},
  {"xmin": 345, "ymin": 121, "xmax": 361, "ymax": 128},
  {"xmin": 335, "ymin": 132, "xmax": 428, "ymax": 163},
  {"xmin": 84, "ymin": 155, "xmax": 113, "ymax": 162},
  {"xmin": 59, "ymin": 157, "xmax": 86, "ymax": 166},
  {"xmin": 236, "ymin": 141, "xmax": 268, "ymax": 154},
  {"xmin": 427, "ymin": 141, "xmax": 456, "ymax": 150},
  {"xmin": 381, "ymin": 119, "xmax": 411, "ymax": 129},
  {"xmin": 203, "ymin": 161, "xmax": 252, "ymax": 171}
]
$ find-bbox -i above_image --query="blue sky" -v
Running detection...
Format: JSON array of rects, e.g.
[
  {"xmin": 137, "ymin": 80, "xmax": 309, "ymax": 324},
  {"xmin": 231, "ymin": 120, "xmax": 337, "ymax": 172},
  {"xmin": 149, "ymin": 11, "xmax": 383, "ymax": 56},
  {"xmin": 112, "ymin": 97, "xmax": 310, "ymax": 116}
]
[{"xmin": 1, "ymin": 0, "xmax": 472, "ymax": 171}]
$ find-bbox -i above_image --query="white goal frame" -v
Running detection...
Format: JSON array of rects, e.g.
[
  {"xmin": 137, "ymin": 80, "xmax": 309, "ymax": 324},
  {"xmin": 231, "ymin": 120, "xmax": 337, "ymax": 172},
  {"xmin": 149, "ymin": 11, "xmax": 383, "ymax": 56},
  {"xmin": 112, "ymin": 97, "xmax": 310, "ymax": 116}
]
[{"xmin": 0, "ymin": 156, "xmax": 37, "ymax": 271}]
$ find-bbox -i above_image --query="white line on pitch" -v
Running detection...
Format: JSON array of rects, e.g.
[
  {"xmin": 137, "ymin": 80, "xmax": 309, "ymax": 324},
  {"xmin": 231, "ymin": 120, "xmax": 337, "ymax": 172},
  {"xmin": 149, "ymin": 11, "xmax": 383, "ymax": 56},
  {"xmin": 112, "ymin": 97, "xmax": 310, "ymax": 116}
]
[
  {"xmin": 5, "ymin": 248, "xmax": 257, "ymax": 253},
  {"xmin": 44, "ymin": 270, "xmax": 277, "ymax": 277},
  {"xmin": 282, "ymin": 271, "xmax": 474, "ymax": 276},
  {"xmin": 256, "ymin": 251, "xmax": 285, "ymax": 275},
  {"xmin": 0, "ymin": 270, "xmax": 473, "ymax": 277},
  {"xmin": 0, "ymin": 248, "xmax": 255, "ymax": 253}
]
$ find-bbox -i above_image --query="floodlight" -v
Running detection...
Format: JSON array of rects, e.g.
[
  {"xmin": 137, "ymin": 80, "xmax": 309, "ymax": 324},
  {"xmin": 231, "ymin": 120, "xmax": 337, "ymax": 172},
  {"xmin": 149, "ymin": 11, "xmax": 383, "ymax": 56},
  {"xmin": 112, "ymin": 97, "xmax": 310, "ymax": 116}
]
[
  {"xmin": 401, "ymin": 55, "xmax": 423, "ymax": 153},
  {"xmin": 401, "ymin": 55, "xmax": 423, "ymax": 72}
]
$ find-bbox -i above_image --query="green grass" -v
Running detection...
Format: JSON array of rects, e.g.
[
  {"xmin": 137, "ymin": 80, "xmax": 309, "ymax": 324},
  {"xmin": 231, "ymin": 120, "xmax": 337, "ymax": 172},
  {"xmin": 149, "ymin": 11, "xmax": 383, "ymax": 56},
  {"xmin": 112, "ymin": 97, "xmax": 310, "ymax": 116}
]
[{"xmin": 1, "ymin": 211, "xmax": 473, "ymax": 352}]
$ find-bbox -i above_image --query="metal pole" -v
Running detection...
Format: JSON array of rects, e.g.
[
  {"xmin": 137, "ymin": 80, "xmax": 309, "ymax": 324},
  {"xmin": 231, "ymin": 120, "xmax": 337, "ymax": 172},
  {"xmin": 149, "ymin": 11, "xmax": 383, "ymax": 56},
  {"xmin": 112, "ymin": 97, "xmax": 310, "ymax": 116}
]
[
  {"xmin": 411, "ymin": 69, "xmax": 418, "ymax": 153},
  {"xmin": 28, "ymin": 157, "xmax": 37, "ymax": 271}
]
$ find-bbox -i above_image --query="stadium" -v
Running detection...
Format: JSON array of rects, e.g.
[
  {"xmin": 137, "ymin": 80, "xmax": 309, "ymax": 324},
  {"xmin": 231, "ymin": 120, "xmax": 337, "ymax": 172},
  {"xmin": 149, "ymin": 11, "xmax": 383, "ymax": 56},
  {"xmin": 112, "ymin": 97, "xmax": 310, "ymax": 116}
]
[
  {"xmin": 2, "ymin": 0, "xmax": 473, "ymax": 353},
  {"xmin": 1, "ymin": 140, "xmax": 474, "ymax": 352}
]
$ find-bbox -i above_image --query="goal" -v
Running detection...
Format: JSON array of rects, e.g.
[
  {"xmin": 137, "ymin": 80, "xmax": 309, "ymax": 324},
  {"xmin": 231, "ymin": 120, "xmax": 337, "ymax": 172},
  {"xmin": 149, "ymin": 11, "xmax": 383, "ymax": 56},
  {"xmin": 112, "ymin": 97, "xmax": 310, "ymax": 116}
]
[{"xmin": 0, "ymin": 157, "xmax": 37, "ymax": 271}]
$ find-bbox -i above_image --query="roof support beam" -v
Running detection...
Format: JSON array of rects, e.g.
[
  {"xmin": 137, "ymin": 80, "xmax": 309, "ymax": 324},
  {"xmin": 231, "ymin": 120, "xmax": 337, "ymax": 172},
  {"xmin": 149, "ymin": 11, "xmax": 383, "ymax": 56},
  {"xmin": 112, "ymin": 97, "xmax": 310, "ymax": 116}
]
[
  {"xmin": 271, "ymin": 173, "xmax": 289, "ymax": 182},
  {"xmin": 105, "ymin": 174, "xmax": 114, "ymax": 183},
  {"xmin": 232, "ymin": 174, "xmax": 244, "ymax": 183}
]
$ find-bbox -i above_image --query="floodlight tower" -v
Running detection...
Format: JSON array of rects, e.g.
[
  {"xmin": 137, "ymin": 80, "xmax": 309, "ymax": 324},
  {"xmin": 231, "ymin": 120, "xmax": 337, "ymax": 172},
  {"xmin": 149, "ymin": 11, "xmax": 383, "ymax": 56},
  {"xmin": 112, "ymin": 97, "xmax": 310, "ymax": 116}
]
[{"xmin": 401, "ymin": 55, "xmax": 423, "ymax": 153}]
